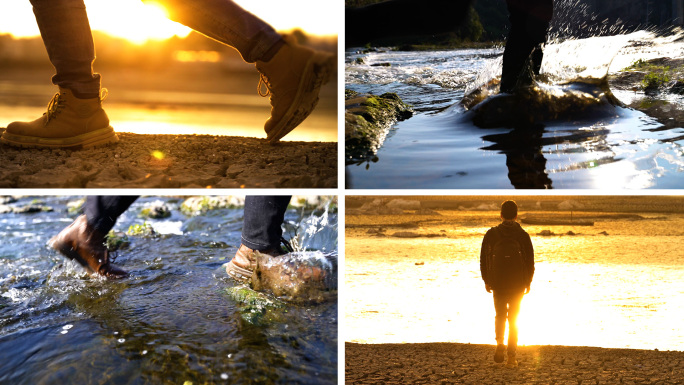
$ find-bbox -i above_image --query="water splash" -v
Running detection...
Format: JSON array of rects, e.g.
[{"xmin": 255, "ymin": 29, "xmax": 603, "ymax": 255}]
[{"xmin": 286, "ymin": 198, "xmax": 338, "ymax": 256}]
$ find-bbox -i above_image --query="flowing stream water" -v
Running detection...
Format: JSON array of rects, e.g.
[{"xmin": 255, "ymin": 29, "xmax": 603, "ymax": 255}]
[
  {"xmin": 0, "ymin": 196, "xmax": 338, "ymax": 384},
  {"xmin": 346, "ymin": 31, "xmax": 684, "ymax": 189}
]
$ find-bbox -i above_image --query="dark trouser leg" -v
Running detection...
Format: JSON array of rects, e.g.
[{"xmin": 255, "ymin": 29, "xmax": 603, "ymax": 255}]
[
  {"xmin": 241, "ymin": 196, "xmax": 291, "ymax": 251},
  {"xmin": 29, "ymin": 0, "xmax": 101, "ymax": 98},
  {"xmin": 493, "ymin": 290, "xmax": 508, "ymax": 344},
  {"xmin": 500, "ymin": 0, "xmax": 552, "ymax": 93},
  {"xmin": 142, "ymin": 0, "xmax": 283, "ymax": 63},
  {"xmin": 505, "ymin": 290, "xmax": 525, "ymax": 355},
  {"xmin": 84, "ymin": 196, "xmax": 139, "ymax": 234}
]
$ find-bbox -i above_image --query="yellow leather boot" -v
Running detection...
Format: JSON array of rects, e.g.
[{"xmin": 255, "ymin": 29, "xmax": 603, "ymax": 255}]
[{"xmin": 1, "ymin": 87, "xmax": 118, "ymax": 149}]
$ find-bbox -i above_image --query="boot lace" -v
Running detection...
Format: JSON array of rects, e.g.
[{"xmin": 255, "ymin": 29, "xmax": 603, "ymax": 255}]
[
  {"xmin": 258, "ymin": 74, "xmax": 272, "ymax": 97},
  {"xmin": 44, "ymin": 93, "xmax": 66, "ymax": 126},
  {"xmin": 43, "ymin": 88, "xmax": 108, "ymax": 126}
]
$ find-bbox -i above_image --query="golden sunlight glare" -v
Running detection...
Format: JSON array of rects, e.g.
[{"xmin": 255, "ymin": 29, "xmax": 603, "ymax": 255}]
[{"xmin": 0, "ymin": 0, "xmax": 337, "ymax": 41}]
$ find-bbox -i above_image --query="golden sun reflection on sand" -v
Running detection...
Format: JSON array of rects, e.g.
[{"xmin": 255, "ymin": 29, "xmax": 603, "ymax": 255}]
[{"xmin": 345, "ymin": 216, "xmax": 684, "ymax": 351}]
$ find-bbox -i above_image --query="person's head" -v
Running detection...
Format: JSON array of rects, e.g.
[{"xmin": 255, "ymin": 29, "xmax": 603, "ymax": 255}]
[{"xmin": 500, "ymin": 200, "xmax": 518, "ymax": 221}]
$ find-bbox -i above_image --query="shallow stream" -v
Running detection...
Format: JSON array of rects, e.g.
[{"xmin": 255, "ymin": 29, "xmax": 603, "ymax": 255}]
[
  {"xmin": 0, "ymin": 196, "xmax": 338, "ymax": 384},
  {"xmin": 346, "ymin": 31, "xmax": 684, "ymax": 188}
]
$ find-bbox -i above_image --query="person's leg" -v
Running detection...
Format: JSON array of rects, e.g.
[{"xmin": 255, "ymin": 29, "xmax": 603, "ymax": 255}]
[
  {"xmin": 84, "ymin": 196, "xmax": 139, "ymax": 235},
  {"xmin": 143, "ymin": 0, "xmax": 335, "ymax": 143},
  {"xmin": 500, "ymin": 6, "xmax": 536, "ymax": 93},
  {"xmin": 241, "ymin": 195, "xmax": 292, "ymax": 251},
  {"xmin": 505, "ymin": 289, "xmax": 525, "ymax": 367},
  {"xmin": 493, "ymin": 290, "xmax": 508, "ymax": 363},
  {"xmin": 1, "ymin": 0, "xmax": 118, "ymax": 149},
  {"xmin": 29, "ymin": 0, "xmax": 100, "ymax": 98},
  {"xmin": 49, "ymin": 196, "xmax": 139, "ymax": 278},
  {"xmin": 144, "ymin": 0, "xmax": 283, "ymax": 63},
  {"xmin": 500, "ymin": 0, "xmax": 553, "ymax": 93}
]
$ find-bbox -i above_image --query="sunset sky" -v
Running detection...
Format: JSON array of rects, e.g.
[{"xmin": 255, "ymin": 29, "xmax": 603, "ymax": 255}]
[{"xmin": 0, "ymin": 0, "xmax": 338, "ymax": 43}]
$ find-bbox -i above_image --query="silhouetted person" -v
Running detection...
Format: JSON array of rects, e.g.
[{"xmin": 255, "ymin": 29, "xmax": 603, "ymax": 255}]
[
  {"xmin": 500, "ymin": 0, "xmax": 554, "ymax": 93},
  {"xmin": 480, "ymin": 200, "xmax": 534, "ymax": 368},
  {"xmin": 1, "ymin": 0, "xmax": 333, "ymax": 148}
]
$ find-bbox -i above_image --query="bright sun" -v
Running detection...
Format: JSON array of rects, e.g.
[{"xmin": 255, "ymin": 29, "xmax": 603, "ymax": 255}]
[{"xmin": 0, "ymin": 0, "xmax": 337, "ymax": 43}]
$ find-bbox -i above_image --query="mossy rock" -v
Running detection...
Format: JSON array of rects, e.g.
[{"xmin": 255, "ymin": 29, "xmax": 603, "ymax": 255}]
[
  {"xmin": 345, "ymin": 92, "xmax": 413, "ymax": 163},
  {"xmin": 12, "ymin": 204, "xmax": 53, "ymax": 214},
  {"xmin": 180, "ymin": 196, "xmax": 244, "ymax": 216},
  {"xmin": 66, "ymin": 198, "xmax": 86, "ymax": 215},
  {"xmin": 106, "ymin": 231, "xmax": 130, "ymax": 251},
  {"xmin": 126, "ymin": 222, "xmax": 156, "ymax": 237},
  {"xmin": 289, "ymin": 196, "xmax": 337, "ymax": 212},
  {"xmin": 225, "ymin": 285, "xmax": 285, "ymax": 325},
  {"xmin": 139, "ymin": 204, "xmax": 171, "ymax": 219}
]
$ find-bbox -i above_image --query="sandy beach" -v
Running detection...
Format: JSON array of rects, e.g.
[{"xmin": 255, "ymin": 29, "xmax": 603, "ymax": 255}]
[
  {"xmin": 346, "ymin": 342, "xmax": 684, "ymax": 384},
  {"xmin": 0, "ymin": 131, "xmax": 336, "ymax": 188}
]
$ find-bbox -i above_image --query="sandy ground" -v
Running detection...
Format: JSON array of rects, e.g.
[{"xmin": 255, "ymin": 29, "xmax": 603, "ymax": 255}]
[
  {"xmin": 346, "ymin": 342, "xmax": 684, "ymax": 384},
  {"xmin": 0, "ymin": 131, "xmax": 336, "ymax": 188}
]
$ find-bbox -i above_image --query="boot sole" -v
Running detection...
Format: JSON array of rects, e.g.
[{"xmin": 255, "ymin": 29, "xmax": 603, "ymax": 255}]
[
  {"xmin": 226, "ymin": 260, "xmax": 253, "ymax": 283},
  {"xmin": 266, "ymin": 52, "xmax": 335, "ymax": 144},
  {"xmin": 0, "ymin": 126, "xmax": 119, "ymax": 150}
]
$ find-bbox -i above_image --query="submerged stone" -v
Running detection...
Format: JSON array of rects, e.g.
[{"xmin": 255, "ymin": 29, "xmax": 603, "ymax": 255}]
[
  {"xmin": 225, "ymin": 285, "xmax": 285, "ymax": 325},
  {"xmin": 250, "ymin": 251, "xmax": 338, "ymax": 304},
  {"xmin": 461, "ymin": 77, "xmax": 624, "ymax": 128}
]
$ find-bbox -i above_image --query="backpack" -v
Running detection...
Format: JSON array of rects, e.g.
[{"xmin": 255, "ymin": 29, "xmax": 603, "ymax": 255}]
[{"xmin": 490, "ymin": 227, "xmax": 526, "ymax": 289}]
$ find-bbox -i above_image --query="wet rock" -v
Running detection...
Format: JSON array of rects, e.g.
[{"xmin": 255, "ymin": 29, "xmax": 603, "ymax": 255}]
[
  {"xmin": 126, "ymin": 222, "xmax": 157, "ymax": 237},
  {"xmin": 671, "ymin": 80, "xmax": 684, "ymax": 94},
  {"xmin": 66, "ymin": 198, "xmax": 86, "ymax": 215},
  {"xmin": 6, "ymin": 204, "xmax": 54, "ymax": 214},
  {"xmin": 250, "ymin": 251, "xmax": 337, "ymax": 304},
  {"xmin": 463, "ymin": 78, "xmax": 624, "ymax": 128},
  {"xmin": 225, "ymin": 285, "xmax": 285, "ymax": 324},
  {"xmin": 0, "ymin": 196, "xmax": 17, "ymax": 204},
  {"xmin": 599, "ymin": 231, "xmax": 609, "ymax": 236},
  {"xmin": 345, "ymin": 91, "xmax": 414, "ymax": 163},
  {"xmin": 180, "ymin": 196, "xmax": 245, "ymax": 216},
  {"xmin": 538, "ymin": 230, "xmax": 555, "ymax": 236},
  {"xmin": 106, "ymin": 231, "xmax": 131, "ymax": 251},
  {"xmin": 290, "ymin": 195, "xmax": 337, "ymax": 212},
  {"xmin": 371, "ymin": 62, "xmax": 391, "ymax": 67},
  {"xmin": 415, "ymin": 262, "xmax": 425, "ymax": 266},
  {"xmin": 139, "ymin": 203, "xmax": 172, "ymax": 219}
]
